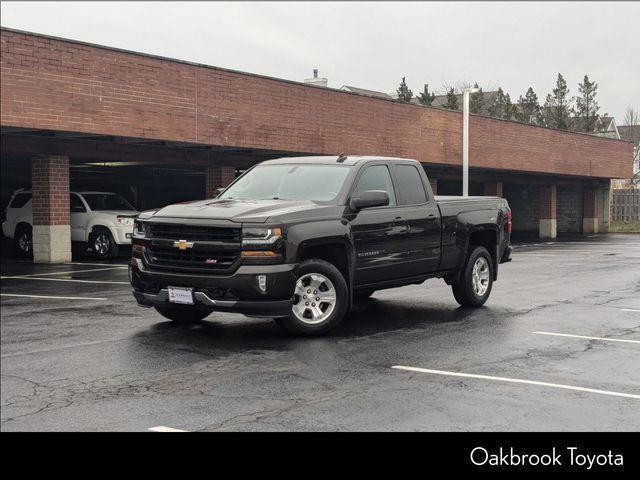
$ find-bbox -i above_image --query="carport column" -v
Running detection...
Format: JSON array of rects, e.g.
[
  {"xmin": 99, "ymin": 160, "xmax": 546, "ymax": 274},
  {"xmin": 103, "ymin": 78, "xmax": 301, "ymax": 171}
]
[
  {"xmin": 31, "ymin": 155, "xmax": 72, "ymax": 263},
  {"xmin": 205, "ymin": 163, "xmax": 236, "ymax": 198},
  {"xmin": 582, "ymin": 186, "xmax": 599, "ymax": 234},
  {"xmin": 484, "ymin": 181, "xmax": 503, "ymax": 197},
  {"xmin": 429, "ymin": 178, "xmax": 438, "ymax": 195},
  {"xmin": 539, "ymin": 185, "xmax": 557, "ymax": 239}
]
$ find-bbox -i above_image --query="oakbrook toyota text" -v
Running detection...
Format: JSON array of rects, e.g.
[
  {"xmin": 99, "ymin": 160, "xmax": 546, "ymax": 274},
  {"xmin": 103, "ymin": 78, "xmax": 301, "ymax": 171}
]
[
  {"xmin": 129, "ymin": 156, "xmax": 512, "ymax": 336},
  {"xmin": 470, "ymin": 447, "xmax": 624, "ymax": 469}
]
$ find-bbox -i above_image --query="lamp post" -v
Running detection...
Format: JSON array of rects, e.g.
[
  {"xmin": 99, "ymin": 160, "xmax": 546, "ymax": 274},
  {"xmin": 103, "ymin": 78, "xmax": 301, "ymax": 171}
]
[{"xmin": 462, "ymin": 86, "xmax": 480, "ymax": 196}]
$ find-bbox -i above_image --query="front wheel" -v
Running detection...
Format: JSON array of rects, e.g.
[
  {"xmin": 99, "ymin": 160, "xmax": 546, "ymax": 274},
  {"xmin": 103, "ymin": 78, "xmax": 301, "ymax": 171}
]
[
  {"xmin": 91, "ymin": 227, "xmax": 119, "ymax": 259},
  {"xmin": 14, "ymin": 225, "xmax": 33, "ymax": 258},
  {"xmin": 154, "ymin": 306, "xmax": 212, "ymax": 323},
  {"xmin": 452, "ymin": 246, "xmax": 494, "ymax": 307},
  {"xmin": 275, "ymin": 259, "xmax": 348, "ymax": 336}
]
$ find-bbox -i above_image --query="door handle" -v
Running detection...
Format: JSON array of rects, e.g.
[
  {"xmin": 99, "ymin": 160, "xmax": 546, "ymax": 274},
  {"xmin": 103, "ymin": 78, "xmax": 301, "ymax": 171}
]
[
  {"xmin": 393, "ymin": 216, "xmax": 405, "ymax": 224},
  {"xmin": 426, "ymin": 213, "xmax": 438, "ymax": 221}
]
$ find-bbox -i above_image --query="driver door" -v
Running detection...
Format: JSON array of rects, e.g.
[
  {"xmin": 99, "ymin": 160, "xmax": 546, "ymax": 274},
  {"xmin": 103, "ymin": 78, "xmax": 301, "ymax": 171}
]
[{"xmin": 350, "ymin": 163, "xmax": 409, "ymax": 286}]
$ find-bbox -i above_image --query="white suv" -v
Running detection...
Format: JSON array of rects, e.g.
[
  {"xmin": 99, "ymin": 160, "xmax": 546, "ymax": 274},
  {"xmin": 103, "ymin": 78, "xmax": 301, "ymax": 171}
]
[{"xmin": 2, "ymin": 190, "xmax": 139, "ymax": 259}]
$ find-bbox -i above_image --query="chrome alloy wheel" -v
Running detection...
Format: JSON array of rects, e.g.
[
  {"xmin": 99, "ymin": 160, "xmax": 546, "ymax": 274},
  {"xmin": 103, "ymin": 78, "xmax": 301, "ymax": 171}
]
[
  {"xmin": 94, "ymin": 233, "xmax": 111, "ymax": 256},
  {"xmin": 292, "ymin": 273, "xmax": 337, "ymax": 324},
  {"xmin": 18, "ymin": 231, "xmax": 31, "ymax": 253},
  {"xmin": 471, "ymin": 256, "xmax": 490, "ymax": 297}
]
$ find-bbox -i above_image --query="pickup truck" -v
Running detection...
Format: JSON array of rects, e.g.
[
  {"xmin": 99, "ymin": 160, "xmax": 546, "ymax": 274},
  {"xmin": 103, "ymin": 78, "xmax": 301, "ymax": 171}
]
[{"xmin": 130, "ymin": 156, "xmax": 512, "ymax": 336}]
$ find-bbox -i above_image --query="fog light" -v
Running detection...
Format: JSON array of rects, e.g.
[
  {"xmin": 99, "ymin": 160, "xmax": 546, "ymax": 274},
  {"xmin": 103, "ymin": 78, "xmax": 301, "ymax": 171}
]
[{"xmin": 257, "ymin": 274, "xmax": 267, "ymax": 292}]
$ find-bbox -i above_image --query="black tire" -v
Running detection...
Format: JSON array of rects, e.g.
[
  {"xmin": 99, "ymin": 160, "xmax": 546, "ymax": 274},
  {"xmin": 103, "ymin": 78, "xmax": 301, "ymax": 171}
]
[
  {"xmin": 275, "ymin": 259, "xmax": 349, "ymax": 336},
  {"xmin": 14, "ymin": 224, "xmax": 33, "ymax": 258},
  {"xmin": 154, "ymin": 306, "xmax": 212, "ymax": 323},
  {"xmin": 452, "ymin": 245, "xmax": 494, "ymax": 307},
  {"xmin": 91, "ymin": 227, "xmax": 119, "ymax": 259}
]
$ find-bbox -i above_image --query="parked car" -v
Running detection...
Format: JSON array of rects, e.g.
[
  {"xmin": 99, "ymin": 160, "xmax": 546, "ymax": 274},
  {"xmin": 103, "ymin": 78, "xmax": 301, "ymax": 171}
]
[
  {"xmin": 2, "ymin": 190, "xmax": 139, "ymax": 259},
  {"xmin": 130, "ymin": 156, "xmax": 512, "ymax": 336}
]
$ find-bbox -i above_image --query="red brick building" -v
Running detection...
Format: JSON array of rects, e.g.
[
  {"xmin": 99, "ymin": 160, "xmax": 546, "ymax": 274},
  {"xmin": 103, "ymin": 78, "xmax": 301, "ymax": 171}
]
[{"xmin": 0, "ymin": 28, "xmax": 634, "ymax": 262}]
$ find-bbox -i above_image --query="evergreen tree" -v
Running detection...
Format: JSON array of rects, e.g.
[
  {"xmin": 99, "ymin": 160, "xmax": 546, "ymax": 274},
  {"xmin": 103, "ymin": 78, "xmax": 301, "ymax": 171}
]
[
  {"xmin": 516, "ymin": 87, "xmax": 544, "ymax": 125},
  {"xmin": 441, "ymin": 87, "xmax": 459, "ymax": 110},
  {"xmin": 575, "ymin": 75, "xmax": 600, "ymax": 132},
  {"xmin": 544, "ymin": 73, "xmax": 572, "ymax": 130},
  {"xmin": 488, "ymin": 87, "xmax": 515, "ymax": 120},
  {"xmin": 417, "ymin": 83, "xmax": 436, "ymax": 106},
  {"xmin": 396, "ymin": 76, "xmax": 413, "ymax": 103},
  {"xmin": 469, "ymin": 83, "xmax": 484, "ymax": 114}
]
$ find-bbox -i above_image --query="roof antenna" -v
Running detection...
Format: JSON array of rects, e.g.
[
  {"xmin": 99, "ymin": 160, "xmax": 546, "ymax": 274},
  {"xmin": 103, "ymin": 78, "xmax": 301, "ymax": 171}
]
[{"xmin": 336, "ymin": 153, "xmax": 347, "ymax": 163}]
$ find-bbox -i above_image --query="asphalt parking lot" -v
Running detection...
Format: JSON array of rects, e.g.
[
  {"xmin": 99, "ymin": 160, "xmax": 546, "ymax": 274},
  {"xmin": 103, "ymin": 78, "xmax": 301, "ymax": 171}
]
[{"xmin": 1, "ymin": 234, "xmax": 639, "ymax": 431}]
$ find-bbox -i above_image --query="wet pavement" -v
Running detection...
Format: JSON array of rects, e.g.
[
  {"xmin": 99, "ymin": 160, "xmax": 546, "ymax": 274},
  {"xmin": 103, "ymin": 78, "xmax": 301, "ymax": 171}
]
[{"xmin": 1, "ymin": 234, "xmax": 639, "ymax": 431}]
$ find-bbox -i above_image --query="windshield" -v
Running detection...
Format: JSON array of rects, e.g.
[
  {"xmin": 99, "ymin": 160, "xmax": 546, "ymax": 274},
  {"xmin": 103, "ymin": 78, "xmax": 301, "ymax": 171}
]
[
  {"xmin": 219, "ymin": 164, "xmax": 351, "ymax": 202},
  {"xmin": 82, "ymin": 193, "xmax": 136, "ymax": 211}
]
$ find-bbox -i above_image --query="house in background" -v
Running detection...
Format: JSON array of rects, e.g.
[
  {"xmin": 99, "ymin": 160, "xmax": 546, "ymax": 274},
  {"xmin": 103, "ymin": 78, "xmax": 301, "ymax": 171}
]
[{"xmin": 615, "ymin": 125, "xmax": 640, "ymax": 187}]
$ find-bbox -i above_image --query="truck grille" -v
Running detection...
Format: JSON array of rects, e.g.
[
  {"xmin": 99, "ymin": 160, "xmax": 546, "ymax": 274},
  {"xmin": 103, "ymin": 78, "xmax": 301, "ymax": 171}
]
[
  {"xmin": 144, "ymin": 223, "xmax": 242, "ymax": 274},
  {"xmin": 146, "ymin": 245, "xmax": 240, "ymax": 273},
  {"xmin": 147, "ymin": 223, "xmax": 240, "ymax": 242}
]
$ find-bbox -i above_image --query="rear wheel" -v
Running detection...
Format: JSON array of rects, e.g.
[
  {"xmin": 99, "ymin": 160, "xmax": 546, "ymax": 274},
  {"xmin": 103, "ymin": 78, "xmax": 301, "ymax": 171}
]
[
  {"xmin": 154, "ymin": 306, "xmax": 212, "ymax": 323},
  {"xmin": 14, "ymin": 225, "xmax": 32, "ymax": 258},
  {"xmin": 452, "ymin": 246, "xmax": 493, "ymax": 307},
  {"xmin": 91, "ymin": 227, "xmax": 119, "ymax": 259},
  {"xmin": 275, "ymin": 259, "xmax": 348, "ymax": 336}
]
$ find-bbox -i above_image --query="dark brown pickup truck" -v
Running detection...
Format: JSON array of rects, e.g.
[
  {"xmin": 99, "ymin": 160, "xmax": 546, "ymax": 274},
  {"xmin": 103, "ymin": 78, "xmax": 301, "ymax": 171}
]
[{"xmin": 130, "ymin": 155, "xmax": 512, "ymax": 335}]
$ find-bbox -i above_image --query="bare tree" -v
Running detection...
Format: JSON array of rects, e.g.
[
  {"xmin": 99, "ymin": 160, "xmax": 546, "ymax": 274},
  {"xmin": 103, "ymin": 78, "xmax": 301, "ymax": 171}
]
[{"xmin": 624, "ymin": 106, "xmax": 639, "ymax": 125}]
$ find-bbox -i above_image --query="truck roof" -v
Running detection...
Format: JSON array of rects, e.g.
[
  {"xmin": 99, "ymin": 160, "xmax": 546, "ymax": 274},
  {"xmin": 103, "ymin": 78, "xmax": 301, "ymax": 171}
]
[{"xmin": 261, "ymin": 155, "xmax": 419, "ymax": 166}]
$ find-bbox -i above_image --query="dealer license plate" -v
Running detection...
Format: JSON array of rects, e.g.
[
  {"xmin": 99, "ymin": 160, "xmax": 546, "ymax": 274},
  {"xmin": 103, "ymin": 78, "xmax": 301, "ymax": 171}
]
[{"xmin": 167, "ymin": 286, "xmax": 194, "ymax": 305}]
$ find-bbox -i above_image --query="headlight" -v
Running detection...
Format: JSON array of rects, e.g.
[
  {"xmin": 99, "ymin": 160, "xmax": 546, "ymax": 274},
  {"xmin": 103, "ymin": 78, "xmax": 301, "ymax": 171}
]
[
  {"xmin": 133, "ymin": 220, "xmax": 149, "ymax": 237},
  {"xmin": 117, "ymin": 216, "xmax": 135, "ymax": 226},
  {"xmin": 241, "ymin": 227, "xmax": 282, "ymax": 246}
]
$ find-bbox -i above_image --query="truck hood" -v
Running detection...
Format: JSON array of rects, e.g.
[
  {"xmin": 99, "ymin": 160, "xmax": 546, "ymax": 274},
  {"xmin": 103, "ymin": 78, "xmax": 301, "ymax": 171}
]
[{"xmin": 150, "ymin": 198, "xmax": 325, "ymax": 223}]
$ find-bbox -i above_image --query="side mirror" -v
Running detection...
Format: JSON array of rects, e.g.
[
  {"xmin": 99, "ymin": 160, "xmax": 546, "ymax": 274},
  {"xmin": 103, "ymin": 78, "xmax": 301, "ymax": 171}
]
[
  {"xmin": 214, "ymin": 187, "xmax": 226, "ymax": 198},
  {"xmin": 350, "ymin": 190, "xmax": 389, "ymax": 210}
]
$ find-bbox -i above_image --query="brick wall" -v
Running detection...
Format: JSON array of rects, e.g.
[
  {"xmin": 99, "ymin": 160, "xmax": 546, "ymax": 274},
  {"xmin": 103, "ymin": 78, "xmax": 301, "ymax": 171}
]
[
  {"xmin": 31, "ymin": 155, "xmax": 69, "ymax": 225},
  {"xmin": 1, "ymin": 28, "xmax": 633, "ymax": 180},
  {"xmin": 557, "ymin": 186, "xmax": 584, "ymax": 233}
]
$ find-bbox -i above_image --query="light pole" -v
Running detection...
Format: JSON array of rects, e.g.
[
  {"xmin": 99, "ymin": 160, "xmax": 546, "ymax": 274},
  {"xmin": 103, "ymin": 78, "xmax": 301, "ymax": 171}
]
[{"xmin": 462, "ymin": 86, "xmax": 480, "ymax": 196}]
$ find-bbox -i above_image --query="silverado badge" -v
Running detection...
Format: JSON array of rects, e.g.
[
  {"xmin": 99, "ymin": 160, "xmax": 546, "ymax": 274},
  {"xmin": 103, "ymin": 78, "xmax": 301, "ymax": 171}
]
[{"xmin": 173, "ymin": 239, "xmax": 194, "ymax": 251}]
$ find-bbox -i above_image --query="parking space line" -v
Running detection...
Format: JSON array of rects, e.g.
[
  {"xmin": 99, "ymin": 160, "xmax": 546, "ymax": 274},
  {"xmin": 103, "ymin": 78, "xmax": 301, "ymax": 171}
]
[
  {"xmin": 533, "ymin": 331, "xmax": 640, "ymax": 344},
  {"xmin": 0, "ymin": 267, "xmax": 127, "ymax": 278},
  {"xmin": 1, "ymin": 293, "xmax": 108, "ymax": 301},
  {"xmin": 621, "ymin": 308, "xmax": 640, "ymax": 313},
  {"xmin": 148, "ymin": 426, "xmax": 188, "ymax": 432},
  {"xmin": 0, "ymin": 276, "xmax": 129, "ymax": 285},
  {"xmin": 391, "ymin": 366, "xmax": 640, "ymax": 400},
  {"xmin": 64, "ymin": 262, "xmax": 127, "ymax": 267}
]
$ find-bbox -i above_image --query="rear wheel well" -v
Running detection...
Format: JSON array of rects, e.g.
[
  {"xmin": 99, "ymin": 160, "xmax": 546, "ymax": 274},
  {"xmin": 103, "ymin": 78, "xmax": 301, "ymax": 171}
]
[
  {"xmin": 298, "ymin": 243, "xmax": 349, "ymax": 282},
  {"xmin": 14, "ymin": 222, "xmax": 32, "ymax": 237},
  {"xmin": 468, "ymin": 229, "xmax": 498, "ymax": 280}
]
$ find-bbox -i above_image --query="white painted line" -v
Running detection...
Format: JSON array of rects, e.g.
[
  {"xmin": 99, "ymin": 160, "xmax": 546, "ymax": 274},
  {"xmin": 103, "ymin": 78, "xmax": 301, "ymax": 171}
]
[
  {"xmin": 0, "ymin": 276, "xmax": 129, "ymax": 285},
  {"xmin": 1, "ymin": 293, "xmax": 108, "ymax": 301},
  {"xmin": 533, "ymin": 331, "xmax": 640, "ymax": 345},
  {"xmin": 391, "ymin": 366, "xmax": 640, "ymax": 400},
  {"xmin": 621, "ymin": 308, "xmax": 640, "ymax": 313},
  {"xmin": 148, "ymin": 426, "xmax": 188, "ymax": 432},
  {"xmin": 0, "ymin": 266, "xmax": 127, "ymax": 278},
  {"xmin": 64, "ymin": 262, "xmax": 127, "ymax": 267}
]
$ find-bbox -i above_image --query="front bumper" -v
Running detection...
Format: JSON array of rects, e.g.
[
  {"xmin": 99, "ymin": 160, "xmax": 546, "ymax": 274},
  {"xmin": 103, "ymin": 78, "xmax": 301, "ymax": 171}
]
[
  {"xmin": 130, "ymin": 261, "xmax": 296, "ymax": 317},
  {"xmin": 112, "ymin": 225, "xmax": 134, "ymax": 245}
]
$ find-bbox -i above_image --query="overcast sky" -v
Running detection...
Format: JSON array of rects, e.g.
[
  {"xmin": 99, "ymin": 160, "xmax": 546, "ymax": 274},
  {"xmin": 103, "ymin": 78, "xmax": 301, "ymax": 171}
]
[{"xmin": 2, "ymin": 1, "xmax": 638, "ymax": 123}]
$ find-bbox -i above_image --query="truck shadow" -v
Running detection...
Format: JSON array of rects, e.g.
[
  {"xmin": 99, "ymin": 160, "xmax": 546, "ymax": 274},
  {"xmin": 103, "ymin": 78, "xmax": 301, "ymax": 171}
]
[{"xmin": 130, "ymin": 297, "xmax": 499, "ymax": 358}]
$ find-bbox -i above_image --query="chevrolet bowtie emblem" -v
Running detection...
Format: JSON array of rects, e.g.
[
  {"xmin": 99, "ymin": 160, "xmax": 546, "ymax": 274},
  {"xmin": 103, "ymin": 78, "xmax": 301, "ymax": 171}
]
[{"xmin": 173, "ymin": 239, "xmax": 194, "ymax": 250}]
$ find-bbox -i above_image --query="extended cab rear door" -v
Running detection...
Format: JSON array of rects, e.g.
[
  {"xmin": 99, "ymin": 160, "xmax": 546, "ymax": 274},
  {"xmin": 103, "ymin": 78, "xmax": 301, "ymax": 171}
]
[{"xmin": 390, "ymin": 162, "xmax": 442, "ymax": 276}]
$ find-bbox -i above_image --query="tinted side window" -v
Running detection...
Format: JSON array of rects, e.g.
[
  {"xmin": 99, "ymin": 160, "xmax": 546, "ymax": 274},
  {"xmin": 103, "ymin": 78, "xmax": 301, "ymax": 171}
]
[
  {"xmin": 70, "ymin": 194, "xmax": 86, "ymax": 212},
  {"xmin": 354, "ymin": 165, "xmax": 396, "ymax": 206},
  {"xmin": 396, "ymin": 165, "xmax": 428, "ymax": 205},
  {"xmin": 9, "ymin": 193, "xmax": 32, "ymax": 208}
]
